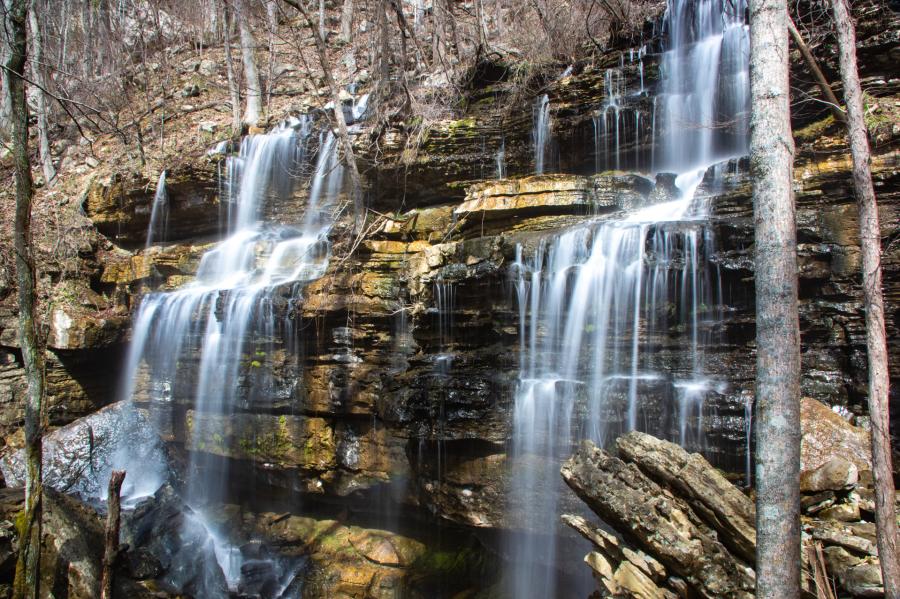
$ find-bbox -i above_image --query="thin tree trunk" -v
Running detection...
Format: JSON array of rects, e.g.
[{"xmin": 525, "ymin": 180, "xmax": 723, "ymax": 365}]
[
  {"xmin": 100, "ymin": 471, "xmax": 126, "ymax": 599},
  {"xmin": 234, "ymin": 0, "xmax": 262, "ymax": 125},
  {"xmin": 28, "ymin": 1, "xmax": 56, "ymax": 185},
  {"xmin": 265, "ymin": 0, "xmax": 277, "ymax": 114},
  {"xmin": 340, "ymin": 0, "xmax": 354, "ymax": 42},
  {"xmin": 4, "ymin": 2, "xmax": 44, "ymax": 599},
  {"xmin": 474, "ymin": 0, "xmax": 488, "ymax": 49},
  {"xmin": 0, "ymin": 8, "xmax": 13, "ymax": 142},
  {"xmin": 318, "ymin": 0, "xmax": 326, "ymax": 41},
  {"xmin": 749, "ymin": 0, "xmax": 801, "ymax": 595},
  {"xmin": 829, "ymin": 0, "xmax": 900, "ymax": 593},
  {"xmin": 222, "ymin": 0, "xmax": 243, "ymax": 135},
  {"xmin": 375, "ymin": 0, "xmax": 391, "ymax": 104},
  {"xmin": 280, "ymin": 0, "xmax": 365, "ymax": 228},
  {"xmin": 786, "ymin": 17, "xmax": 846, "ymax": 124}
]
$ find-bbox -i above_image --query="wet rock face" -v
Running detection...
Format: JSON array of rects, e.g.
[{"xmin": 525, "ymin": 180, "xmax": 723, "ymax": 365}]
[
  {"xmin": 0, "ymin": 401, "xmax": 169, "ymax": 501},
  {"xmin": 85, "ymin": 162, "xmax": 220, "ymax": 248},
  {"xmin": 101, "ymin": 151, "xmax": 897, "ymax": 532}
]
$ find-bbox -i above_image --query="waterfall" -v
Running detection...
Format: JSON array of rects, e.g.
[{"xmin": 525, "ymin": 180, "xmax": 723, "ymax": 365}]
[
  {"xmin": 146, "ymin": 170, "xmax": 168, "ymax": 246},
  {"xmin": 655, "ymin": 0, "xmax": 749, "ymax": 171},
  {"xmin": 115, "ymin": 116, "xmax": 345, "ymax": 596},
  {"xmin": 496, "ymin": 139, "xmax": 506, "ymax": 179},
  {"xmin": 506, "ymin": 0, "xmax": 750, "ymax": 595},
  {"xmin": 532, "ymin": 94, "xmax": 550, "ymax": 174}
]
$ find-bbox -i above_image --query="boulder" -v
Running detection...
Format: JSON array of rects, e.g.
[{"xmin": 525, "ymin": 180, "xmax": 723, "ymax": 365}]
[
  {"xmin": 561, "ymin": 440, "xmax": 755, "ymax": 599},
  {"xmin": 823, "ymin": 546, "xmax": 884, "ymax": 598},
  {"xmin": 800, "ymin": 457, "xmax": 859, "ymax": 493},
  {"xmin": 0, "ymin": 488, "xmax": 160, "ymax": 598},
  {"xmin": 0, "ymin": 401, "xmax": 169, "ymax": 502},
  {"xmin": 616, "ymin": 431, "xmax": 756, "ymax": 562},
  {"xmin": 801, "ymin": 397, "xmax": 871, "ymax": 474}
]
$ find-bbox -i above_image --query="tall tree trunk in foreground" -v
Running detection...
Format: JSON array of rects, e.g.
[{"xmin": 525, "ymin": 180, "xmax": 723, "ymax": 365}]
[
  {"xmin": 234, "ymin": 0, "xmax": 262, "ymax": 125},
  {"xmin": 222, "ymin": 0, "xmax": 243, "ymax": 134},
  {"xmin": 28, "ymin": 1, "xmax": 56, "ymax": 185},
  {"xmin": 4, "ymin": 2, "xmax": 44, "ymax": 599},
  {"xmin": 749, "ymin": 0, "xmax": 802, "ymax": 595},
  {"xmin": 829, "ymin": 0, "xmax": 900, "ymax": 593}
]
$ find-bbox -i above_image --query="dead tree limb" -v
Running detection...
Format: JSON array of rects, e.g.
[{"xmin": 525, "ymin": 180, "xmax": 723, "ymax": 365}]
[
  {"xmin": 787, "ymin": 17, "xmax": 846, "ymax": 123},
  {"xmin": 100, "ymin": 470, "xmax": 126, "ymax": 599}
]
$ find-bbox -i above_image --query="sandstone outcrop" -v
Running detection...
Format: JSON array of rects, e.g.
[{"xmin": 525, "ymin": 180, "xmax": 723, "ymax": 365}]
[{"xmin": 563, "ymin": 432, "xmax": 894, "ymax": 598}]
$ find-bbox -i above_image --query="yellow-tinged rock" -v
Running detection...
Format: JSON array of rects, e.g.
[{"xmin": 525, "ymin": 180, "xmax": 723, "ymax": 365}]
[{"xmin": 612, "ymin": 561, "xmax": 668, "ymax": 599}]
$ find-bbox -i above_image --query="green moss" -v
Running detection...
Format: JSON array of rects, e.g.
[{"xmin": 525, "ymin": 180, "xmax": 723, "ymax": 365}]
[
  {"xmin": 409, "ymin": 544, "xmax": 500, "ymax": 593},
  {"xmin": 240, "ymin": 416, "xmax": 294, "ymax": 461},
  {"xmin": 794, "ymin": 114, "xmax": 836, "ymax": 142}
]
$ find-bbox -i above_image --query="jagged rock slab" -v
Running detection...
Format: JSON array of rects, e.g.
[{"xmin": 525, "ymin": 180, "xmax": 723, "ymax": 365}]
[
  {"xmin": 616, "ymin": 431, "xmax": 756, "ymax": 562},
  {"xmin": 561, "ymin": 440, "xmax": 755, "ymax": 599}
]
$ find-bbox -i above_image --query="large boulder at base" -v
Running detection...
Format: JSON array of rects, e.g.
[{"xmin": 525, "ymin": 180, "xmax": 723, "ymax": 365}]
[
  {"xmin": 801, "ymin": 397, "xmax": 871, "ymax": 474},
  {"xmin": 0, "ymin": 401, "xmax": 168, "ymax": 502}
]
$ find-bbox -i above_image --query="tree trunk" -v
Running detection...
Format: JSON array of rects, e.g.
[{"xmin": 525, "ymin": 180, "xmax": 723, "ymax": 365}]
[
  {"xmin": 318, "ymin": 0, "xmax": 326, "ymax": 42},
  {"xmin": 829, "ymin": 0, "xmax": 900, "ymax": 593},
  {"xmin": 222, "ymin": 0, "xmax": 243, "ymax": 135},
  {"xmin": 27, "ymin": 1, "xmax": 56, "ymax": 185},
  {"xmin": 375, "ymin": 0, "xmax": 391, "ymax": 105},
  {"xmin": 4, "ymin": 2, "xmax": 44, "ymax": 599},
  {"xmin": 100, "ymin": 471, "xmax": 126, "ymax": 599},
  {"xmin": 0, "ymin": 11, "xmax": 13, "ymax": 142},
  {"xmin": 340, "ymin": 0, "xmax": 354, "ymax": 43},
  {"xmin": 280, "ymin": 0, "xmax": 365, "ymax": 228},
  {"xmin": 786, "ymin": 17, "xmax": 846, "ymax": 124},
  {"xmin": 265, "ymin": 0, "xmax": 278, "ymax": 114},
  {"xmin": 234, "ymin": 0, "xmax": 262, "ymax": 125},
  {"xmin": 749, "ymin": 0, "xmax": 802, "ymax": 595}
]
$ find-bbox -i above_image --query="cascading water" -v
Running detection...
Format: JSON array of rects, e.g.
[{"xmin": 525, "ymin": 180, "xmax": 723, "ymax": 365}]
[
  {"xmin": 115, "ymin": 115, "xmax": 346, "ymax": 597},
  {"xmin": 654, "ymin": 0, "xmax": 750, "ymax": 172},
  {"xmin": 532, "ymin": 94, "xmax": 550, "ymax": 174},
  {"xmin": 506, "ymin": 0, "xmax": 749, "ymax": 595},
  {"xmin": 146, "ymin": 170, "xmax": 168, "ymax": 247},
  {"xmin": 496, "ymin": 139, "xmax": 507, "ymax": 179}
]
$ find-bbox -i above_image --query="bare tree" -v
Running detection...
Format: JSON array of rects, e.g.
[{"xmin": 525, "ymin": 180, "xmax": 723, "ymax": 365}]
[
  {"xmin": 828, "ymin": 0, "xmax": 900, "ymax": 593},
  {"xmin": 234, "ymin": 0, "xmax": 263, "ymax": 125},
  {"xmin": 279, "ymin": 0, "xmax": 365, "ymax": 226},
  {"xmin": 3, "ymin": 2, "xmax": 45, "ymax": 598},
  {"xmin": 28, "ymin": 0, "xmax": 56, "ymax": 185},
  {"xmin": 749, "ymin": 0, "xmax": 802, "ymax": 595},
  {"xmin": 787, "ymin": 17, "xmax": 845, "ymax": 124},
  {"xmin": 222, "ymin": 0, "xmax": 243, "ymax": 134},
  {"xmin": 340, "ymin": 0, "xmax": 354, "ymax": 43}
]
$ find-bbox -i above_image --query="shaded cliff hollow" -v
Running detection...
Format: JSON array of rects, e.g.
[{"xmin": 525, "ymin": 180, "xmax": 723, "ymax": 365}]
[{"xmin": 0, "ymin": 0, "xmax": 897, "ymax": 537}]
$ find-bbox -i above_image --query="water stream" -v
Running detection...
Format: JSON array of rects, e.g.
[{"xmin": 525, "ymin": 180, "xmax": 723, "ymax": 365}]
[
  {"xmin": 146, "ymin": 170, "xmax": 168, "ymax": 247},
  {"xmin": 508, "ymin": 0, "xmax": 749, "ymax": 595},
  {"xmin": 115, "ymin": 115, "xmax": 346, "ymax": 596},
  {"xmin": 532, "ymin": 94, "xmax": 551, "ymax": 174}
]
